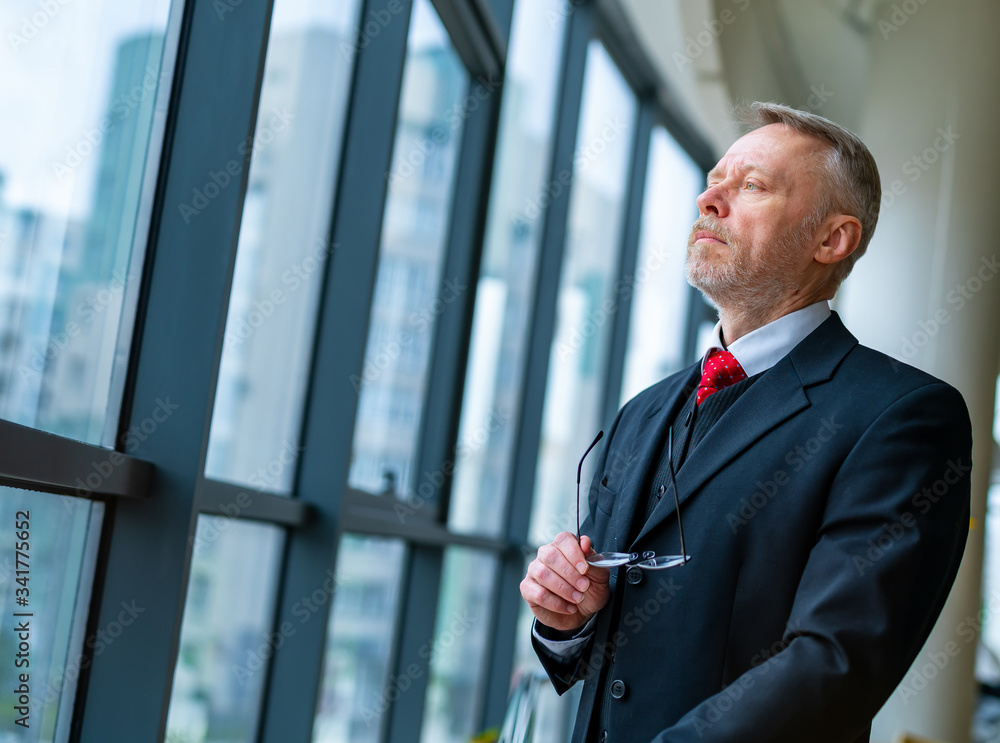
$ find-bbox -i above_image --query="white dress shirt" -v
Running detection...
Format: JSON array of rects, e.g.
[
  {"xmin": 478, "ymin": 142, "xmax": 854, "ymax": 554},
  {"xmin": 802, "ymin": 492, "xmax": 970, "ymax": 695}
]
[{"xmin": 533, "ymin": 299, "xmax": 832, "ymax": 656}]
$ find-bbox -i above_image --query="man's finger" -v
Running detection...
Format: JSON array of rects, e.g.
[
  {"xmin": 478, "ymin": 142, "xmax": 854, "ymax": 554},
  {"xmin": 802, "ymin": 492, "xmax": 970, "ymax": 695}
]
[
  {"xmin": 537, "ymin": 543, "xmax": 591, "ymax": 593},
  {"xmin": 553, "ymin": 531, "xmax": 589, "ymax": 574}
]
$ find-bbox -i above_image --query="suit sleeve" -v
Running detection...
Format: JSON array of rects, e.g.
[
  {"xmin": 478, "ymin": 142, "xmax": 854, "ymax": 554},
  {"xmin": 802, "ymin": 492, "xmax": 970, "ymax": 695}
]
[
  {"xmin": 531, "ymin": 402, "xmax": 629, "ymax": 694},
  {"xmin": 652, "ymin": 382, "xmax": 973, "ymax": 743}
]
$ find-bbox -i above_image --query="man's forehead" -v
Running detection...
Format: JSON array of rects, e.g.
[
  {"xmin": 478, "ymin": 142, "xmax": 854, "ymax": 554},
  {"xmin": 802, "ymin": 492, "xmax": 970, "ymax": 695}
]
[{"xmin": 710, "ymin": 125, "xmax": 822, "ymax": 180}]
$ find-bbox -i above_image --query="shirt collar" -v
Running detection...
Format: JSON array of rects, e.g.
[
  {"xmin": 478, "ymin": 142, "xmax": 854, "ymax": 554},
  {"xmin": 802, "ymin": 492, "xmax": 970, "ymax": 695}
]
[{"xmin": 699, "ymin": 300, "xmax": 832, "ymax": 377}]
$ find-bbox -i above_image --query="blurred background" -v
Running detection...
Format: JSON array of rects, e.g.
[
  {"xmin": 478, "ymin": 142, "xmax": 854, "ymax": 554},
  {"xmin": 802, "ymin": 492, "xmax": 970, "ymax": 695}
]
[{"xmin": 0, "ymin": 0, "xmax": 997, "ymax": 741}]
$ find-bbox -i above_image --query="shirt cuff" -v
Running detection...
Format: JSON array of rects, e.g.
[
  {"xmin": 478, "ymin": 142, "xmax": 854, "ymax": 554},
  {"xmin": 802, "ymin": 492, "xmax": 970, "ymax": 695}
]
[{"xmin": 532, "ymin": 616, "xmax": 597, "ymax": 658}]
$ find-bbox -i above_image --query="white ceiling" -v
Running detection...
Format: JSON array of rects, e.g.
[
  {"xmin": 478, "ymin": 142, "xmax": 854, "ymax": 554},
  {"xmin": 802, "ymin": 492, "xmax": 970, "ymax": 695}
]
[{"xmin": 618, "ymin": 0, "xmax": 885, "ymax": 158}]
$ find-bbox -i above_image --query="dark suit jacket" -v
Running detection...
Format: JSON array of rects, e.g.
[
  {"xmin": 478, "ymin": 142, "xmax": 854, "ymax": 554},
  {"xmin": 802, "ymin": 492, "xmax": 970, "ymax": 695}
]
[{"xmin": 533, "ymin": 310, "xmax": 973, "ymax": 743}]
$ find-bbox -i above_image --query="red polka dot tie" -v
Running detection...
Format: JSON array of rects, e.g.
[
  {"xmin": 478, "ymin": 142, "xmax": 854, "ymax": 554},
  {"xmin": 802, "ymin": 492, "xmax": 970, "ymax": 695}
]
[{"xmin": 696, "ymin": 347, "xmax": 748, "ymax": 405}]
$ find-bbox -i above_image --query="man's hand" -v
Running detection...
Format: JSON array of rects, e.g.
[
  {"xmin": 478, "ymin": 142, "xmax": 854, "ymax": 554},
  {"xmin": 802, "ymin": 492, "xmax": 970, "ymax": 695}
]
[{"xmin": 520, "ymin": 532, "xmax": 611, "ymax": 633}]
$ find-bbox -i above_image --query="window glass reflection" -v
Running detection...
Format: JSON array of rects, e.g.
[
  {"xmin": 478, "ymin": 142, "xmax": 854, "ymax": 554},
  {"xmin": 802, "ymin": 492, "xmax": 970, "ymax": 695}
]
[
  {"xmin": 0, "ymin": 0, "xmax": 175, "ymax": 445},
  {"xmin": 0, "ymin": 487, "xmax": 103, "ymax": 741},
  {"xmin": 529, "ymin": 41, "xmax": 637, "ymax": 547},
  {"xmin": 448, "ymin": 0, "xmax": 570, "ymax": 537},
  {"xmin": 165, "ymin": 517, "xmax": 285, "ymax": 743},
  {"xmin": 348, "ymin": 0, "xmax": 469, "ymax": 498},
  {"xmin": 420, "ymin": 548, "xmax": 496, "ymax": 743},
  {"xmin": 312, "ymin": 534, "xmax": 406, "ymax": 743},
  {"xmin": 619, "ymin": 126, "xmax": 702, "ymax": 403},
  {"xmin": 205, "ymin": 0, "xmax": 363, "ymax": 494}
]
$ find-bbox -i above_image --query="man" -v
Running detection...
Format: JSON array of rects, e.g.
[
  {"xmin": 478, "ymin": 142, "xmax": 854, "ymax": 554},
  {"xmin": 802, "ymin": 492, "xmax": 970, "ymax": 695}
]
[{"xmin": 519, "ymin": 102, "xmax": 973, "ymax": 742}]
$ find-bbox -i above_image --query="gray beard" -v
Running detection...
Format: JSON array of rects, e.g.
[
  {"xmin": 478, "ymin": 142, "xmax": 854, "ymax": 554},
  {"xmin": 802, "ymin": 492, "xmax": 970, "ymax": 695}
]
[{"xmin": 685, "ymin": 232, "xmax": 805, "ymax": 332}]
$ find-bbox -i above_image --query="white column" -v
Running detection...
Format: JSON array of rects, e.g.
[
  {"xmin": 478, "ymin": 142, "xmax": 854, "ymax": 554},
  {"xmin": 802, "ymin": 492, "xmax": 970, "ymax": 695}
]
[{"xmin": 838, "ymin": 1, "xmax": 1000, "ymax": 740}]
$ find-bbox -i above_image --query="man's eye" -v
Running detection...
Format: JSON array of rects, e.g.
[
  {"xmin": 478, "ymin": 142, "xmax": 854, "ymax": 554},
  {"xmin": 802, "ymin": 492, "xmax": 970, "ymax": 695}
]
[{"xmin": 744, "ymin": 181, "xmax": 759, "ymax": 191}]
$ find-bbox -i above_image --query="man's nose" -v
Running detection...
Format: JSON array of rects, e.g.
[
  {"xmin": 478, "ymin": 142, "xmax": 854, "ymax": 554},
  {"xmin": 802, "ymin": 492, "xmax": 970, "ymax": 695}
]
[{"xmin": 696, "ymin": 184, "xmax": 728, "ymax": 218}]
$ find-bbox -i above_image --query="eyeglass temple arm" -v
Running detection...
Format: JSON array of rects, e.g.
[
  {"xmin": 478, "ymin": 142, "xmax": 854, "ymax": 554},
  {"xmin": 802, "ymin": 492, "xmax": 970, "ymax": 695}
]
[
  {"xmin": 668, "ymin": 432, "xmax": 688, "ymax": 566},
  {"xmin": 576, "ymin": 430, "xmax": 604, "ymax": 541}
]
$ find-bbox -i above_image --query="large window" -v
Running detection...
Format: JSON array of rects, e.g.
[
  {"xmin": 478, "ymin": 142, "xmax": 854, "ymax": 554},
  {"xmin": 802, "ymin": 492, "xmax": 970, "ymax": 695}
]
[
  {"xmin": 529, "ymin": 40, "xmax": 637, "ymax": 548},
  {"xmin": 347, "ymin": 0, "xmax": 470, "ymax": 499},
  {"xmin": 205, "ymin": 0, "xmax": 364, "ymax": 493},
  {"xmin": 0, "ymin": 0, "xmax": 180, "ymax": 737},
  {"xmin": 619, "ymin": 126, "xmax": 702, "ymax": 404},
  {"xmin": 0, "ymin": 0, "xmax": 175, "ymax": 445},
  {"xmin": 447, "ymin": 0, "xmax": 571, "ymax": 538},
  {"xmin": 0, "ymin": 0, "xmax": 713, "ymax": 739}
]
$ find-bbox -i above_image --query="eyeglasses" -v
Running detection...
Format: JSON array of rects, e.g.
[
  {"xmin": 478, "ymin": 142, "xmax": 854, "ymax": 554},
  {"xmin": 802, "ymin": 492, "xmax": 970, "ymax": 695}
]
[{"xmin": 576, "ymin": 428, "xmax": 690, "ymax": 570}]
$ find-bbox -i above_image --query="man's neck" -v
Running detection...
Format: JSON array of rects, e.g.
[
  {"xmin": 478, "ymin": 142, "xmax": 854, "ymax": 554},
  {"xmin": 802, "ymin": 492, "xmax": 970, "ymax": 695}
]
[{"xmin": 719, "ymin": 293, "xmax": 829, "ymax": 346}]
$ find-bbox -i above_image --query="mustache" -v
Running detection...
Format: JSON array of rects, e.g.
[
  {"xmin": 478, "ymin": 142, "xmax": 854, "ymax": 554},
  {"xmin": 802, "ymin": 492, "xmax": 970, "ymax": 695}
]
[{"xmin": 689, "ymin": 216, "xmax": 736, "ymax": 245}]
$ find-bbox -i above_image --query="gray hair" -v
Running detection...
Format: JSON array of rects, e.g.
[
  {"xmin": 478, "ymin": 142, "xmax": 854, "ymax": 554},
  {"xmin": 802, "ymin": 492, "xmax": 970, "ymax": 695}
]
[{"xmin": 738, "ymin": 101, "xmax": 881, "ymax": 293}]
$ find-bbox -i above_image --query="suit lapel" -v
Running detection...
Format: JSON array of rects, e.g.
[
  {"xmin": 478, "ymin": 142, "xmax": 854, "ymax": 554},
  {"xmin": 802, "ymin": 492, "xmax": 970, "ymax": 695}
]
[
  {"xmin": 600, "ymin": 363, "xmax": 700, "ymax": 555},
  {"xmin": 630, "ymin": 310, "xmax": 859, "ymax": 547}
]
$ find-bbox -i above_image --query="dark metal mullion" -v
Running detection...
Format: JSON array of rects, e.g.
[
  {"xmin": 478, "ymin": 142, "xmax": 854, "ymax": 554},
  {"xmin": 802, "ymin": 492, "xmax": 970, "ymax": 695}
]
[
  {"xmin": 601, "ymin": 99, "xmax": 654, "ymax": 425},
  {"xmin": 383, "ymin": 547, "xmax": 444, "ymax": 743},
  {"xmin": 479, "ymin": 1, "xmax": 595, "ymax": 727},
  {"xmin": 196, "ymin": 478, "xmax": 312, "ymax": 527},
  {"xmin": 78, "ymin": 0, "xmax": 277, "ymax": 739},
  {"xmin": 385, "ymin": 34, "xmax": 506, "ymax": 743},
  {"xmin": 257, "ymin": 1, "xmax": 416, "ymax": 741},
  {"xmin": 409, "ymin": 74, "xmax": 500, "ymax": 528},
  {"xmin": 0, "ymin": 419, "xmax": 152, "ymax": 499},
  {"xmin": 431, "ymin": 0, "xmax": 504, "ymax": 78}
]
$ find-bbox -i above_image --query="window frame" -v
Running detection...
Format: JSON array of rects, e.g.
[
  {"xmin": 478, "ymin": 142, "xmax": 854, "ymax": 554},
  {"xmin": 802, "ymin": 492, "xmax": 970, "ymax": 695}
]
[{"xmin": 0, "ymin": 0, "xmax": 717, "ymax": 740}]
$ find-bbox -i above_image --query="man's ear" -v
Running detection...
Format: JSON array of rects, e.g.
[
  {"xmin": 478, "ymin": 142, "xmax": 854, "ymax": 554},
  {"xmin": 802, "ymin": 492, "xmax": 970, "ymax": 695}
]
[{"xmin": 814, "ymin": 215, "xmax": 862, "ymax": 265}]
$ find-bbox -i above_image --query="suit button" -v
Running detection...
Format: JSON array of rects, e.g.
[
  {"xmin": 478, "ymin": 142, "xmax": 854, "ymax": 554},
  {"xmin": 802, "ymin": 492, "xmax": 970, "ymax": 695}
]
[
  {"xmin": 626, "ymin": 566, "xmax": 642, "ymax": 585},
  {"xmin": 611, "ymin": 679, "xmax": 626, "ymax": 699},
  {"xmin": 599, "ymin": 732, "xmax": 608, "ymax": 743},
  {"xmin": 657, "ymin": 484, "xmax": 665, "ymax": 499}
]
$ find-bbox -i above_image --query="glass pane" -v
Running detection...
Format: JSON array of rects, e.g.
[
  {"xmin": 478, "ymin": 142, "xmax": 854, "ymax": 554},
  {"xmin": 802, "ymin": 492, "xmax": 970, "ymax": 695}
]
[
  {"xmin": 0, "ymin": 0, "xmax": 177, "ymax": 445},
  {"xmin": 347, "ymin": 0, "xmax": 470, "ymax": 497},
  {"xmin": 528, "ymin": 41, "xmax": 637, "ymax": 547},
  {"xmin": 619, "ymin": 127, "xmax": 702, "ymax": 404},
  {"xmin": 312, "ymin": 534, "xmax": 406, "ymax": 743},
  {"xmin": 0, "ymin": 487, "xmax": 103, "ymax": 741},
  {"xmin": 165, "ymin": 516, "xmax": 285, "ymax": 743},
  {"xmin": 447, "ymin": 0, "xmax": 569, "ymax": 537},
  {"xmin": 511, "ymin": 563, "xmax": 581, "ymax": 743},
  {"xmin": 420, "ymin": 548, "xmax": 497, "ymax": 743},
  {"xmin": 204, "ymin": 0, "xmax": 363, "ymax": 494}
]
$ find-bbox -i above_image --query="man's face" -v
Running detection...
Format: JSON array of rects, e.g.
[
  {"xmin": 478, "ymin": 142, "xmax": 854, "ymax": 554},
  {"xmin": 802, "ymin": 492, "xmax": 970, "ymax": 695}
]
[{"xmin": 685, "ymin": 123, "xmax": 828, "ymax": 310}]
